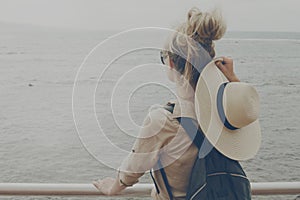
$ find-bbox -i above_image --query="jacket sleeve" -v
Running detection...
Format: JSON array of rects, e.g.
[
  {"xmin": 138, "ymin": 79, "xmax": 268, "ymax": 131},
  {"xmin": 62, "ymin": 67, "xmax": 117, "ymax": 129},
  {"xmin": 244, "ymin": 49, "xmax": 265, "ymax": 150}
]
[{"xmin": 118, "ymin": 107, "xmax": 169, "ymax": 186}]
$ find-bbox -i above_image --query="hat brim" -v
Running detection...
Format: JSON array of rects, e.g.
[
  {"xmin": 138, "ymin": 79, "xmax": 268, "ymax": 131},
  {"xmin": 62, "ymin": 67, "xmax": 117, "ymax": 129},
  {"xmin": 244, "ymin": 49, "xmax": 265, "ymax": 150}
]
[{"xmin": 195, "ymin": 58, "xmax": 261, "ymax": 161}]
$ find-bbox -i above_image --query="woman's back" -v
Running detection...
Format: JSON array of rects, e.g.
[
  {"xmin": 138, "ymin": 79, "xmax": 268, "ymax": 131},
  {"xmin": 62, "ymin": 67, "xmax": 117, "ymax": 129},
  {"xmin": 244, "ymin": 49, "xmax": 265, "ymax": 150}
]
[{"xmin": 149, "ymin": 100, "xmax": 199, "ymax": 199}]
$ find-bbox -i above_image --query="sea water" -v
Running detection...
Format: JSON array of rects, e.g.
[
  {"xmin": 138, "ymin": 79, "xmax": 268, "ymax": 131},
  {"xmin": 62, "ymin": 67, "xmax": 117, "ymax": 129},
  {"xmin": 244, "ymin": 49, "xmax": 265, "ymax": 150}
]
[{"xmin": 0, "ymin": 24, "xmax": 299, "ymax": 200}]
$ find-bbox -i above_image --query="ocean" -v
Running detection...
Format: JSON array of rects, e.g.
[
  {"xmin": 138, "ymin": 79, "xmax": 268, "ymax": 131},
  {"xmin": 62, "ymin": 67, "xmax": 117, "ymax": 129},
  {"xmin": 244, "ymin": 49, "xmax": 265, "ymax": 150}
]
[{"xmin": 0, "ymin": 23, "xmax": 299, "ymax": 200}]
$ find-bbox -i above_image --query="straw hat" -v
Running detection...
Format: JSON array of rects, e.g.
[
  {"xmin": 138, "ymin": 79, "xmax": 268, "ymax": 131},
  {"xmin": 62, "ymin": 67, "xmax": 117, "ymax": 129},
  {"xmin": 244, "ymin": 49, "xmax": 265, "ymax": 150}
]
[{"xmin": 194, "ymin": 58, "xmax": 261, "ymax": 161}]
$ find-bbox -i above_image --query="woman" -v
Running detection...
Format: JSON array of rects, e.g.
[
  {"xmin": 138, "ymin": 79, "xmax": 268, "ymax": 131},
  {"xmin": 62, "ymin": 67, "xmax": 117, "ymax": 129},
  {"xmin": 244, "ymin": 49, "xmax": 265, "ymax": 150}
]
[{"xmin": 93, "ymin": 7, "xmax": 240, "ymax": 199}]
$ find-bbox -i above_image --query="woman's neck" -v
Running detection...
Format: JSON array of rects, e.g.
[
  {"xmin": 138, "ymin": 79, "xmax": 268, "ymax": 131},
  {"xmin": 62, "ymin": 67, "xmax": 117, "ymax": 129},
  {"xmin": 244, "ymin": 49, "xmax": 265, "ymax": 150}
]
[{"xmin": 175, "ymin": 76, "xmax": 195, "ymax": 102}]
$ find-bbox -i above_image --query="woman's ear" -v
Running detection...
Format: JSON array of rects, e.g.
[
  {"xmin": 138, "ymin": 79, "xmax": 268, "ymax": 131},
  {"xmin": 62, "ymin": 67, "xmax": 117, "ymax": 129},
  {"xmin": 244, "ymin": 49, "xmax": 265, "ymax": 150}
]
[
  {"xmin": 166, "ymin": 65, "xmax": 175, "ymax": 82},
  {"xmin": 166, "ymin": 58, "xmax": 178, "ymax": 82},
  {"xmin": 167, "ymin": 57, "xmax": 174, "ymax": 69}
]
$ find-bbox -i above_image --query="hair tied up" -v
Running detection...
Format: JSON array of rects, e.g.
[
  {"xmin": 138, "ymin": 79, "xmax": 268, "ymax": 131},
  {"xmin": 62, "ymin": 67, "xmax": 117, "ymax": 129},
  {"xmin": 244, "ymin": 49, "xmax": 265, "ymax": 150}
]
[
  {"xmin": 184, "ymin": 7, "xmax": 226, "ymax": 57},
  {"xmin": 163, "ymin": 6, "xmax": 227, "ymax": 89},
  {"xmin": 187, "ymin": 7, "xmax": 202, "ymax": 21}
]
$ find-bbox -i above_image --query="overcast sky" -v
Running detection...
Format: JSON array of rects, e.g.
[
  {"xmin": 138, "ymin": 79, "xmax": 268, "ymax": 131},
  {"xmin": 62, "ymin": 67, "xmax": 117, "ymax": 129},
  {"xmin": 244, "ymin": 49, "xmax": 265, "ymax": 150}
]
[{"xmin": 0, "ymin": 0, "xmax": 299, "ymax": 32}]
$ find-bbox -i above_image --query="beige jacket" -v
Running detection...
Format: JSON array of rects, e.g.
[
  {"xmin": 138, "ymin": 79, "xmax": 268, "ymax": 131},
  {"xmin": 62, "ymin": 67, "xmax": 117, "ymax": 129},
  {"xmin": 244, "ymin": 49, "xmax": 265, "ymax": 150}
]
[{"xmin": 118, "ymin": 96, "xmax": 199, "ymax": 199}]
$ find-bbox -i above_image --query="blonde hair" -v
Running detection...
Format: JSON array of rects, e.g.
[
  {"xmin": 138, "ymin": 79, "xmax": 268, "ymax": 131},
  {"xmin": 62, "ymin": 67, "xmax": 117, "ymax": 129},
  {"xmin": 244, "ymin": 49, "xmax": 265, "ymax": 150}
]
[{"xmin": 165, "ymin": 7, "xmax": 226, "ymax": 89}]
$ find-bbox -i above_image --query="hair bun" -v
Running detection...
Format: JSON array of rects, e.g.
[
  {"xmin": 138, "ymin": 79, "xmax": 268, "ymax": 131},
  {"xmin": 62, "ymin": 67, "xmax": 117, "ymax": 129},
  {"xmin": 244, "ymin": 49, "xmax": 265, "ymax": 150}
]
[
  {"xmin": 187, "ymin": 7, "xmax": 201, "ymax": 21},
  {"xmin": 187, "ymin": 7, "xmax": 226, "ymax": 41}
]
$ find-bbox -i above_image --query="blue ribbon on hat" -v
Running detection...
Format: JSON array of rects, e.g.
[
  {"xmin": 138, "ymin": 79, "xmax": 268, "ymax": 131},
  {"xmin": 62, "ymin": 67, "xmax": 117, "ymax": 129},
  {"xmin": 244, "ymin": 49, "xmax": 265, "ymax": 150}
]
[{"xmin": 217, "ymin": 82, "xmax": 239, "ymax": 130}]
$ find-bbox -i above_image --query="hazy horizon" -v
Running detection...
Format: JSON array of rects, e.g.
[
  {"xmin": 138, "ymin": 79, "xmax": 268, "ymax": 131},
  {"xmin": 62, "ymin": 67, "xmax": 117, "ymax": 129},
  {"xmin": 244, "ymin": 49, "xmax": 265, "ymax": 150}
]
[
  {"xmin": 0, "ymin": 0, "xmax": 299, "ymax": 32},
  {"xmin": 2, "ymin": 20, "xmax": 300, "ymax": 34}
]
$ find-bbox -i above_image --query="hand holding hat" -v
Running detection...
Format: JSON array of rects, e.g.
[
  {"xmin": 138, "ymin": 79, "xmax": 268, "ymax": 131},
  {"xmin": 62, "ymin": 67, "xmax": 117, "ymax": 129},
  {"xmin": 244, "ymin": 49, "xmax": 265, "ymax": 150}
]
[
  {"xmin": 215, "ymin": 57, "xmax": 240, "ymax": 82},
  {"xmin": 195, "ymin": 57, "xmax": 261, "ymax": 161}
]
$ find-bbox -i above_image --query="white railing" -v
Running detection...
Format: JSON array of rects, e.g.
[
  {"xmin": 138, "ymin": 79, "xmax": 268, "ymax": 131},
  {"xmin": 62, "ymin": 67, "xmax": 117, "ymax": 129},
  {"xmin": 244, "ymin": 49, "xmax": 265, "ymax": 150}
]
[{"xmin": 0, "ymin": 182, "xmax": 299, "ymax": 196}]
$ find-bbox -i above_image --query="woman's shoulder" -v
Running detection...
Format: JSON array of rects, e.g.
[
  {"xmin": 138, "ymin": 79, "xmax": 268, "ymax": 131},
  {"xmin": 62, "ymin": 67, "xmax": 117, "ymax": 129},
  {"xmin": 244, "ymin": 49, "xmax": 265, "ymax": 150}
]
[
  {"xmin": 134, "ymin": 103, "xmax": 181, "ymax": 150},
  {"xmin": 140, "ymin": 103, "xmax": 179, "ymax": 136},
  {"xmin": 147, "ymin": 102, "xmax": 176, "ymax": 121}
]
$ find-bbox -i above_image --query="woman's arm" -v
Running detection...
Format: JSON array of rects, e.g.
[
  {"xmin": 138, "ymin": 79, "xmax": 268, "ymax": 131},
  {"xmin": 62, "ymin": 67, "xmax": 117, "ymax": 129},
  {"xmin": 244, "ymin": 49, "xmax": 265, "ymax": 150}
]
[
  {"xmin": 93, "ymin": 108, "xmax": 167, "ymax": 195},
  {"xmin": 215, "ymin": 57, "xmax": 240, "ymax": 82},
  {"xmin": 93, "ymin": 177, "xmax": 126, "ymax": 196}
]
